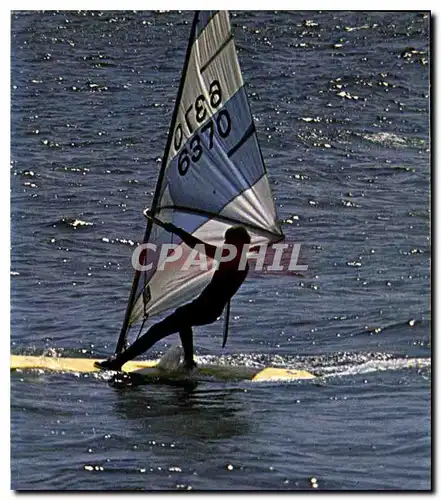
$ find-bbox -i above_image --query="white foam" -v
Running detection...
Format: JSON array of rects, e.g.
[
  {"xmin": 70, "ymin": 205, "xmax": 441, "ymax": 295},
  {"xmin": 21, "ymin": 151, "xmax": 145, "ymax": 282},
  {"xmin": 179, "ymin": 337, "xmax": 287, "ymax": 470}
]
[
  {"xmin": 321, "ymin": 357, "xmax": 431, "ymax": 379},
  {"xmin": 156, "ymin": 345, "xmax": 185, "ymax": 372}
]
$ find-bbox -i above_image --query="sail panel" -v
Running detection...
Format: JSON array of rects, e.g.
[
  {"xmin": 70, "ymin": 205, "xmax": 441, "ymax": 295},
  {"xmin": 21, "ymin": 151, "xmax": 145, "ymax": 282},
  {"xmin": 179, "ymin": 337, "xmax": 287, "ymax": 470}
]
[
  {"xmin": 219, "ymin": 175, "xmax": 282, "ymax": 236},
  {"xmin": 165, "ymin": 13, "xmax": 243, "ymax": 167},
  {"xmin": 164, "ymin": 87, "xmax": 272, "ymax": 222},
  {"xmin": 194, "ymin": 10, "xmax": 219, "ymax": 40}
]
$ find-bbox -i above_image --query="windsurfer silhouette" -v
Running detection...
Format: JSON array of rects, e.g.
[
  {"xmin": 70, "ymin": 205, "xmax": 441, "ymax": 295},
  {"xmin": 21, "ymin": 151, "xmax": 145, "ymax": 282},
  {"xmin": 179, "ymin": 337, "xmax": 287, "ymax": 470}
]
[{"xmin": 95, "ymin": 215, "xmax": 253, "ymax": 372}]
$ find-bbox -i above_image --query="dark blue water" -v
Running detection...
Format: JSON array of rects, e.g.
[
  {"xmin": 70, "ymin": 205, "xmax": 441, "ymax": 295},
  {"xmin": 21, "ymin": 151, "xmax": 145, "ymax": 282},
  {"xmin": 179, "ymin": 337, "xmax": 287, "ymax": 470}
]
[{"xmin": 11, "ymin": 11, "xmax": 431, "ymax": 491}]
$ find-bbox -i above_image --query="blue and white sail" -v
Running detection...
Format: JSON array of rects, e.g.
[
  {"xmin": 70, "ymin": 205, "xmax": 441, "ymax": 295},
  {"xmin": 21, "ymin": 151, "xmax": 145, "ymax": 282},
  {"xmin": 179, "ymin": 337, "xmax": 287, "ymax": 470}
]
[{"xmin": 117, "ymin": 11, "xmax": 284, "ymax": 349}]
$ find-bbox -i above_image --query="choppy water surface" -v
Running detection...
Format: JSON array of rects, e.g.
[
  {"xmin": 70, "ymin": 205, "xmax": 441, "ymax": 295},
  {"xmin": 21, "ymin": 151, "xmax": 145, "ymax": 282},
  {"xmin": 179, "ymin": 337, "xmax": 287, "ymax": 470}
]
[{"xmin": 11, "ymin": 11, "xmax": 430, "ymax": 491}]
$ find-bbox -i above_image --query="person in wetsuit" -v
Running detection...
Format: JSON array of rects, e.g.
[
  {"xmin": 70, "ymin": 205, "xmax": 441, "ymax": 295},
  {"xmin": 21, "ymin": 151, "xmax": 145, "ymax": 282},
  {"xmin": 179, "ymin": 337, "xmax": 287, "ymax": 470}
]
[{"xmin": 95, "ymin": 219, "xmax": 252, "ymax": 372}]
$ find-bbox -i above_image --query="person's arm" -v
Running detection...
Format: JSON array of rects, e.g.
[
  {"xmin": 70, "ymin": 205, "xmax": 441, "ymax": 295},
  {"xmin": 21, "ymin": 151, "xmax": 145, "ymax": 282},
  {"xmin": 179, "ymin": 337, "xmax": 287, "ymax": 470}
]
[{"xmin": 162, "ymin": 222, "xmax": 218, "ymax": 260}]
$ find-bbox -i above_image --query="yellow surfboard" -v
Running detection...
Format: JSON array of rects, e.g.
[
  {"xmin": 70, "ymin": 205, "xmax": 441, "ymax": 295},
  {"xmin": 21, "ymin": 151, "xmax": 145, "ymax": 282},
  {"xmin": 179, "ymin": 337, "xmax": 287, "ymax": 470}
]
[{"xmin": 11, "ymin": 355, "xmax": 315, "ymax": 382}]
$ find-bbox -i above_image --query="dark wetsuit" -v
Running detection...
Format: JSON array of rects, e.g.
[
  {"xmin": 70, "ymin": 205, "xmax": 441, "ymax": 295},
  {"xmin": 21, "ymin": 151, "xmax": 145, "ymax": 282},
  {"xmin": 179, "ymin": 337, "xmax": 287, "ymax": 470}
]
[{"xmin": 114, "ymin": 227, "xmax": 249, "ymax": 368}]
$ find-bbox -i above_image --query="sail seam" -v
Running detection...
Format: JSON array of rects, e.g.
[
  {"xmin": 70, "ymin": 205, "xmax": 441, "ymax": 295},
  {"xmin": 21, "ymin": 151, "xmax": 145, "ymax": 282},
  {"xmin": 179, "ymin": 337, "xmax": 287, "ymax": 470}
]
[
  {"xmin": 200, "ymin": 32, "xmax": 234, "ymax": 74},
  {"xmin": 227, "ymin": 122, "xmax": 256, "ymax": 158}
]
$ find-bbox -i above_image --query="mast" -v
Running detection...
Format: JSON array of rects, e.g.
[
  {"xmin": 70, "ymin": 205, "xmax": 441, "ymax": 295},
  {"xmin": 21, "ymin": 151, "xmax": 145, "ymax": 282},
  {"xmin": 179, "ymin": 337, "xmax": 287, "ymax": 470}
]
[{"xmin": 115, "ymin": 12, "xmax": 200, "ymax": 354}]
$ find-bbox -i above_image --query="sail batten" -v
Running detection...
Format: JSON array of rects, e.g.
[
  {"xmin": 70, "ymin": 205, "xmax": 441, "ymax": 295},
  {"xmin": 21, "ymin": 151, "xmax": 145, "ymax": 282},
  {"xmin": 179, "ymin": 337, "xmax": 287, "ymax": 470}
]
[
  {"xmin": 200, "ymin": 32, "xmax": 234, "ymax": 73},
  {"xmin": 228, "ymin": 122, "xmax": 255, "ymax": 158},
  {"xmin": 119, "ymin": 11, "xmax": 284, "ymax": 341}
]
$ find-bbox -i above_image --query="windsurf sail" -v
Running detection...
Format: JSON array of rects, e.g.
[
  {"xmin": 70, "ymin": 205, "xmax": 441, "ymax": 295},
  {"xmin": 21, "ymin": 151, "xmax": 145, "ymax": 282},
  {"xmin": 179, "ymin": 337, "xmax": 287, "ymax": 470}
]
[{"xmin": 116, "ymin": 11, "xmax": 284, "ymax": 353}]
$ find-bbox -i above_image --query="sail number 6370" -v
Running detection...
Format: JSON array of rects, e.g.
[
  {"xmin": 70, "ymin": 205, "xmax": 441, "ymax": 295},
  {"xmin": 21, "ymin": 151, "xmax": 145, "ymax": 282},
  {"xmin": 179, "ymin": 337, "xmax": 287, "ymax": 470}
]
[{"xmin": 173, "ymin": 80, "xmax": 232, "ymax": 176}]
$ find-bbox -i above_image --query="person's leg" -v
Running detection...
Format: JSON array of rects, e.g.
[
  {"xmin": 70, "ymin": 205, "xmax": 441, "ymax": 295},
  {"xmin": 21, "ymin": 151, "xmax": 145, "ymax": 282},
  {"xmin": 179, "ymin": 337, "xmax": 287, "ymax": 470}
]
[
  {"xmin": 178, "ymin": 304, "xmax": 220, "ymax": 369},
  {"xmin": 95, "ymin": 309, "xmax": 187, "ymax": 370},
  {"xmin": 179, "ymin": 326, "xmax": 196, "ymax": 369}
]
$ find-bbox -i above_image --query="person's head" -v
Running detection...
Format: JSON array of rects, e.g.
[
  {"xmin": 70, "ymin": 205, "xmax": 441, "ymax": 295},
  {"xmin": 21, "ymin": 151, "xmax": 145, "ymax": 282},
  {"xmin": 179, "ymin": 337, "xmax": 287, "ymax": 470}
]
[{"xmin": 224, "ymin": 226, "xmax": 251, "ymax": 246}]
